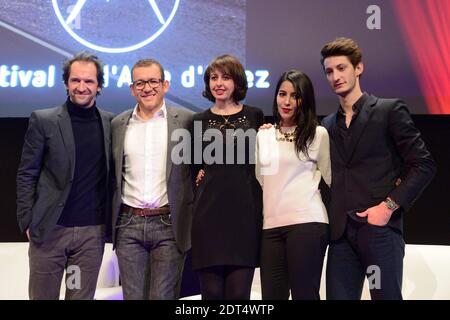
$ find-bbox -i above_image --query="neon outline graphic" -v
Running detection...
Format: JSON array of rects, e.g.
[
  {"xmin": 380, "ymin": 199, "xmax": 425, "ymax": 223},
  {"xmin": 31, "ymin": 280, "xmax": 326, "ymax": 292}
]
[{"xmin": 52, "ymin": 0, "xmax": 180, "ymax": 53}]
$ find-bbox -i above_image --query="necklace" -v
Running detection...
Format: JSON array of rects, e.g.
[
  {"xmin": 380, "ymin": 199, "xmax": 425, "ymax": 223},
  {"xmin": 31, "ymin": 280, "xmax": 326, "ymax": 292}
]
[
  {"xmin": 275, "ymin": 124, "xmax": 296, "ymax": 142},
  {"xmin": 220, "ymin": 114, "xmax": 236, "ymax": 130}
]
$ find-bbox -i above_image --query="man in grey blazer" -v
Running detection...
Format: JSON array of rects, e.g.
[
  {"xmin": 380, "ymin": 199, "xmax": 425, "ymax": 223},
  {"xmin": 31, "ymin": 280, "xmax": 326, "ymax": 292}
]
[
  {"xmin": 16, "ymin": 52, "xmax": 114, "ymax": 299},
  {"xmin": 111, "ymin": 59, "xmax": 194, "ymax": 299}
]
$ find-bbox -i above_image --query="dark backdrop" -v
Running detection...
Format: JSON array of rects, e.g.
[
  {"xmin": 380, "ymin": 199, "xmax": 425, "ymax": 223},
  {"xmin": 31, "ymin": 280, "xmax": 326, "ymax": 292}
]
[{"xmin": 2, "ymin": 115, "xmax": 449, "ymax": 244}]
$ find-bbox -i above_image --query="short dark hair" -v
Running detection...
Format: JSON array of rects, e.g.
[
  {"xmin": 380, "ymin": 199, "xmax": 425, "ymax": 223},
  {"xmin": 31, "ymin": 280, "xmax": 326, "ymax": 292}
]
[
  {"xmin": 131, "ymin": 59, "xmax": 165, "ymax": 81},
  {"xmin": 273, "ymin": 70, "xmax": 318, "ymax": 159},
  {"xmin": 62, "ymin": 52, "xmax": 104, "ymax": 91},
  {"xmin": 202, "ymin": 54, "xmax": 248, "ymax": 103},
  {"xmin": 320, "ymin": 37, "xmax": 362, "ymax": 68}
]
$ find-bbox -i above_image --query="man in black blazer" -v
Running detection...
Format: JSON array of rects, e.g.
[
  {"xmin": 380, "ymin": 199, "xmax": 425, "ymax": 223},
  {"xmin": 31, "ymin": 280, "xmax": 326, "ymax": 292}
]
[
  {"xmin": 320, "ymin": 38, "xmax": 436, "ymax": 299},
  {"xmin": 16, "ymin": 52, "xmax": 114, "ymax": 299}
]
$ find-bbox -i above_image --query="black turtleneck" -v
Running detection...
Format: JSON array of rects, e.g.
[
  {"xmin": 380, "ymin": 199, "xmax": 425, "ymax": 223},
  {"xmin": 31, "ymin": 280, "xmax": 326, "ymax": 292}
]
[{"xmin": 58, "ymin": 98, "xmax": 107, "ymax": 227}]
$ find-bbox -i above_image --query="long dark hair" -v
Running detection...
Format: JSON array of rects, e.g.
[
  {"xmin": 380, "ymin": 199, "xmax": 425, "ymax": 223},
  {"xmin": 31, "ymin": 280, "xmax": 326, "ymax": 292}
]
[{"xmin": 273, "ymin": 70, "xmax": 318, "ymax": 159}]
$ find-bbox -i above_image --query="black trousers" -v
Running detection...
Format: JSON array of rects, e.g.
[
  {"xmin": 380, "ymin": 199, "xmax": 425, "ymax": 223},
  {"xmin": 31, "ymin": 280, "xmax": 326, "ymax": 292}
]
[
  {"xmin": 260, "ymin": 222, "xmax": 329, "ymax": 300},
  {"xmin": 326, "ymin": 218, "xmax": 405, "ymax": 300}
]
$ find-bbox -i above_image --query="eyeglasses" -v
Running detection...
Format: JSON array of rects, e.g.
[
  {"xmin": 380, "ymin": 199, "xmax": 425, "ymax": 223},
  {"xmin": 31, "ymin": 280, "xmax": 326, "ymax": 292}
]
[{"xmin": 132, "ymin": 78, "xmax": 163, "ymax": 90}]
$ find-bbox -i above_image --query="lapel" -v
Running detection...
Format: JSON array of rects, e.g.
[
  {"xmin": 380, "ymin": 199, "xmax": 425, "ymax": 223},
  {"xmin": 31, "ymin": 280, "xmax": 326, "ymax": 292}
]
[
  {"xmin": 115, "ymin": 110, "xmax": 133, "ymax": 186},
  {"xmin": 345, "ymin": 95, "xmax": 377, "ymax": 165},
  {"xmin": 98, "ymin": 109, "xmax": 111, "ymax": 173},
  {"xmin": 166, "ymin": 105, "xmax": 179, "ymax": 182},
  {"xmin": 328, "ymin": 112, "xmax": 347, "ymax": 164},
  {"xmin": 57, "ymin": 104, "xmax": 75, "ymax": 177}
]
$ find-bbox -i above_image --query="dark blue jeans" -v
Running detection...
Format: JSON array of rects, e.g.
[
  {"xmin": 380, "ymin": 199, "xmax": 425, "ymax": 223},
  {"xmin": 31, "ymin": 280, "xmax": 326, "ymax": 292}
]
[
  {"xmin": 115, "ymin": 210, "xmax": 185, "ymax": 300},
  {"xmin": 326, "ymin": 218, "xmax": 405, "ymax": 300}
]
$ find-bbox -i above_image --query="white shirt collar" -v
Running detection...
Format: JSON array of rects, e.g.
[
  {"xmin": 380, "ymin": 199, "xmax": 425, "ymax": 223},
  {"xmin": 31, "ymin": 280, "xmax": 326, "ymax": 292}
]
[{"xmin": 132, "ymin": 100, "xmax": 167, "ymax": 121}]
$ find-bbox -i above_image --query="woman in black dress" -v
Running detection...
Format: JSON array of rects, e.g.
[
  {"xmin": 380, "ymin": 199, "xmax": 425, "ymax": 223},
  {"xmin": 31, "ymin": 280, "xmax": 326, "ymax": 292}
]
[{"xmin": 192, "ymin": 54, "xmax": 264, "ymax": 299}]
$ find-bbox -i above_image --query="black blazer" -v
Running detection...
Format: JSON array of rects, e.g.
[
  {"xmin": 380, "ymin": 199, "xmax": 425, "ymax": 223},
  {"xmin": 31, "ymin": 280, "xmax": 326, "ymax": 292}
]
[
  {"xmin": 322, "ymin": 94, "xmax": 436, "ymax": 241},
  {"xmin": 16, "ymin": 103, "xmax": 114, "ymax": 243}
]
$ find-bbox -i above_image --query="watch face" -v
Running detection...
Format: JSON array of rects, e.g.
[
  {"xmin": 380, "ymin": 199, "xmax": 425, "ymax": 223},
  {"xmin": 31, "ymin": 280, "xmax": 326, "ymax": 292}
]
[
  {"xmin": 52, "ymin": 0, "xmax": 180, "ymax": 53},
  {"xmin": 384, "ymin": 199, "xmax": 397, "ymax": 210}
]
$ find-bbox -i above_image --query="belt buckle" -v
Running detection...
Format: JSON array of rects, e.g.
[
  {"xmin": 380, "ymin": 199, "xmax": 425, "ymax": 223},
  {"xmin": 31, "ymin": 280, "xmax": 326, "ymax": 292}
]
[
  {"xmin": 136, "ymin": 208, "xmax": 147, "ymax": 217},
  {"xmin": 140, "ymin": 207, "xmax": 158, "ymax": 217}
]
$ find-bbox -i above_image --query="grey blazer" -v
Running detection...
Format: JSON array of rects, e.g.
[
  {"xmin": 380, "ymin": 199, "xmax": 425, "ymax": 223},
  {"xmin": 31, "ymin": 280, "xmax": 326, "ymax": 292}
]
[
  {"xmin": 111, "ymin": 105, "xmax": 194, "ymax": 252},
  {"xmin": 16, "ymin": 103, "xmax": 114, "ymax": 243}
]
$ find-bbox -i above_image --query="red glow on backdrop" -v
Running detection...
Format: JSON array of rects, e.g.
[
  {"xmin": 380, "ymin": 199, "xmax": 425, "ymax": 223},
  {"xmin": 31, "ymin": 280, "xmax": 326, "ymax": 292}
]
[{"xmin": 393, "ymin": 0, "xmax": 450, "ymax": 114}]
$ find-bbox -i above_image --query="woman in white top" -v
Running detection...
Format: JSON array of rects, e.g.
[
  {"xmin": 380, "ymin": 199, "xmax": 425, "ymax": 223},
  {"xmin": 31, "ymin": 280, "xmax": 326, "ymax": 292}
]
[{"xmin": 256, "ymin": 70, "xmax": 331, "ymax": 300}]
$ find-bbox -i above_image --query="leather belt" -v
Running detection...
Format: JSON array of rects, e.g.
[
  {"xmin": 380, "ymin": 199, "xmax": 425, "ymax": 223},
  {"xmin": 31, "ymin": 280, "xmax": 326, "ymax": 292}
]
[{"xmin": 121, "ymin": 203, "xmax": 170, "ymax": 217}]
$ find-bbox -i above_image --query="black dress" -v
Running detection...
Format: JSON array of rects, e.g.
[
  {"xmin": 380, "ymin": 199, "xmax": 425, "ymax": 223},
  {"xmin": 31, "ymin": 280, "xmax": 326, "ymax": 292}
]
[{"xmin": 192, "ymin": 105, "xmax": 264, "ymax": 270}]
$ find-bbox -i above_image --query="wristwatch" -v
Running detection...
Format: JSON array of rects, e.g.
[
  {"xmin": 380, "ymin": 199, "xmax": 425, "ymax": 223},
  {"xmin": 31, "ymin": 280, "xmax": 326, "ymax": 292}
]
[{"xmin": 384, "ymin": 197, "xmax": 399, "ymax": 211}]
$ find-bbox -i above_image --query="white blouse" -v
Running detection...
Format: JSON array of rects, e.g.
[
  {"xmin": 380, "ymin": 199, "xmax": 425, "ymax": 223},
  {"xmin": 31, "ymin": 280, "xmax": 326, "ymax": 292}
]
[{"xmin": 256, "ymin": 126, "xmax": 331, "ymax": 229}]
